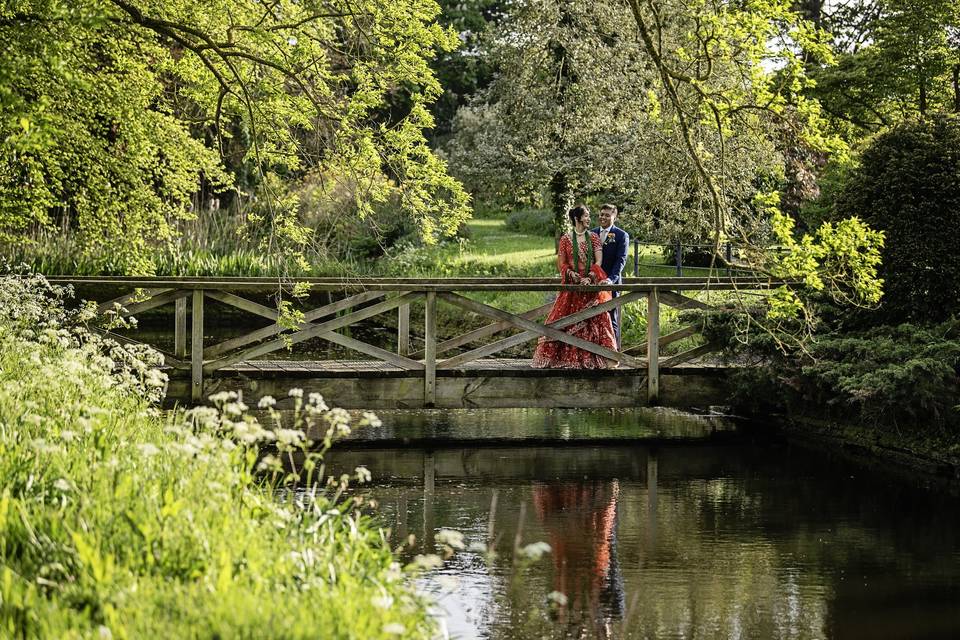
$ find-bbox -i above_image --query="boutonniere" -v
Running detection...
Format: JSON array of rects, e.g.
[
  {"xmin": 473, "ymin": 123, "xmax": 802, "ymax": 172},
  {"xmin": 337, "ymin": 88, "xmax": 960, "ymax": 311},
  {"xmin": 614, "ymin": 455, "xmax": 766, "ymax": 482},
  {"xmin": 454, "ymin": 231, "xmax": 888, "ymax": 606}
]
[{"xmin": 604, "ymin": 232, "xmax": 617, "ymax": 245}]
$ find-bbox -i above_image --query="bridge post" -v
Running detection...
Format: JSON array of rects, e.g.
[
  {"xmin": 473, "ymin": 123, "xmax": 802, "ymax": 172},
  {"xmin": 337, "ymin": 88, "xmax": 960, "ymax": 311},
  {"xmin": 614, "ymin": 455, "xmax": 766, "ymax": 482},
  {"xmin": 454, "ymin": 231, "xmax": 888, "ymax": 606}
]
[
  {"xmin": 424, "ymin": 291, "xmax": 436, "ymax": 407},
  {"xmin": 174, "ymin": 296, "xmax": 187, "ymax": 358},
  {"xmin": 647, "ymin": 288, "xmax": 660, "ymax": 404},
  {"xmin": 191, "ymin": 289, "xmax": 204, "ymax": 403},
  {"xmin": 398, "ymin": 301, "xmax": 410, "ymax": 356}
]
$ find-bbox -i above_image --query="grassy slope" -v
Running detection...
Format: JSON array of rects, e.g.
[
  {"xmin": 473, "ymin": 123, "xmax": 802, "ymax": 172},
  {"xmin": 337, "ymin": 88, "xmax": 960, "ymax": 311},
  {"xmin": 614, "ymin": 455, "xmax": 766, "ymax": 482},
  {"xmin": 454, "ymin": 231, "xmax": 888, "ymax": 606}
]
[{"xmin": 0, "ymin": 281, "xmax": 434, "ymax": 638}]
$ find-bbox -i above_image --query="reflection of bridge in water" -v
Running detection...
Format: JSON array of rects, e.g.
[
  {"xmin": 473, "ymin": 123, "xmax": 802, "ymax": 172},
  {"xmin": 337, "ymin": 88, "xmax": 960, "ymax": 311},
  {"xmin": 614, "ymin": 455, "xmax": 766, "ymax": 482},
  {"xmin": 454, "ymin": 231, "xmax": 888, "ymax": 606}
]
[
  {"xmin": 52, "ymin": 276, "xmax": 779, "ymax": 408},
  {"xmin": 321, "ymin": 432, "xmax": 773, "ymax": 639}
]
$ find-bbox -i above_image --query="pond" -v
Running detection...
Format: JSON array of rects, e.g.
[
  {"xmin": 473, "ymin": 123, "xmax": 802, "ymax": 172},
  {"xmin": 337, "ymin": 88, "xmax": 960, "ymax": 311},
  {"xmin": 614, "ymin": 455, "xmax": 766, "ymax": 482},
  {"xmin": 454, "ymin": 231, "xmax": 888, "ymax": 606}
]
[{"xmin": 321, "ymin": 409, "xmax": 960, "ymax": 639}]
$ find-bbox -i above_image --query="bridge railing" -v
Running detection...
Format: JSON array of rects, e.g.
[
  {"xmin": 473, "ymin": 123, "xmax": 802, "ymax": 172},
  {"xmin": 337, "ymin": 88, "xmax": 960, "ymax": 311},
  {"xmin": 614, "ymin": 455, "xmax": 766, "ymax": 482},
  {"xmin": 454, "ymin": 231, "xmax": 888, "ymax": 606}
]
[{"xmin": 48, "ymin": 276, "xmax": 781, "ymax": 405}]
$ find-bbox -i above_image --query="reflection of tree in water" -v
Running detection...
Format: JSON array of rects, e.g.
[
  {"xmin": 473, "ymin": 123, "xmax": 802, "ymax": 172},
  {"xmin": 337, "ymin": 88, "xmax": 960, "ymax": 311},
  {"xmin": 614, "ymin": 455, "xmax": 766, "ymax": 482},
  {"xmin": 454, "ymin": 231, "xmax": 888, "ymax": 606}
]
[{"xmin": 534, "ymin": 480, "xmax": 625, "ymax": 638}]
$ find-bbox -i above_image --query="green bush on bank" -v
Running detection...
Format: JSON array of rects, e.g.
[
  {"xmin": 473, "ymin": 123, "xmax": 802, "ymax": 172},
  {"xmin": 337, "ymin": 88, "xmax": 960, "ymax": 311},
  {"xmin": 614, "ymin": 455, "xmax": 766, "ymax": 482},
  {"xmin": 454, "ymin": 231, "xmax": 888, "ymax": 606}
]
[
  {"xmin": 0, "ymin": 276, "xmax": 435, "ymax": 638},
  {"xmin": 504, "ymin": 209, "xmax": 555, "ymax": 237},
  {"xmin": 832, "ymin": 114, "xmax": 960, "ymax": 323},
  {"xmin": 705, "ymin": 309, "xmax": 960, "ymax": 453}
]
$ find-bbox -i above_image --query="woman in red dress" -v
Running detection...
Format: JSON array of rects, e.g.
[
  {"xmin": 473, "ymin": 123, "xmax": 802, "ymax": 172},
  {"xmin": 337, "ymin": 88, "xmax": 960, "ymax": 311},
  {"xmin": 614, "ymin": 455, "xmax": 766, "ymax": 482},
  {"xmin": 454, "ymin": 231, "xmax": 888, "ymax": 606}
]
[{"xmin": 532, "ymin": 204, "xmax": 619, "ymax": 369}]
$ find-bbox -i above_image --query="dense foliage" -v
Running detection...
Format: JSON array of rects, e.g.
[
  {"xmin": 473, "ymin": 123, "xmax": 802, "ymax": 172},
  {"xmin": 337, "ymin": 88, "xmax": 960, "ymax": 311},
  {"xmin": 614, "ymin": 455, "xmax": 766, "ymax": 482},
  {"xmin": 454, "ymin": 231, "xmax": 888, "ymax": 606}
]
[
  {"xmin": 0, "ymin": 0, "xmax": 469, "ymax": 273},
  {"xmin": 809, "ymin": 0, "xmax": 960, "ymax": 137},
  {"xmin": 0, "ymin": 275, "xmax": 435, "ymax": 638},
  {"xmin": 446, "ymin": 0, "xmax": 839, "ymax": 241},
  {"xmin": 706, "ymin": 310, "xmax": 960, "ymax": 448},
  {"xmin": 835, "ymin": 114, "xmax": 960, "ymax": 322}
]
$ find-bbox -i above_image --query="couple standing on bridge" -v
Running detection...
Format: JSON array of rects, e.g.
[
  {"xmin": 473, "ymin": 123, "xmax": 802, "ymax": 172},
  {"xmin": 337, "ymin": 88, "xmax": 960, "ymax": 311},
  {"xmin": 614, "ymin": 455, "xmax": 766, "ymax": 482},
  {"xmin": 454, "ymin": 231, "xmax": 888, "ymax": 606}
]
[{"xmin": 532, "ymin": 203, "xmax": 629, "ymax": 369}]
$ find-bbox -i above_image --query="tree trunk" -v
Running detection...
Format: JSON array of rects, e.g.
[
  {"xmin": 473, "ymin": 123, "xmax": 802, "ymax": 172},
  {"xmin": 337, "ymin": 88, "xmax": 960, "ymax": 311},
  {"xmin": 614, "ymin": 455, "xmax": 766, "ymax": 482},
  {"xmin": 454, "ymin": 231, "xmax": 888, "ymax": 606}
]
[
  {"xmin": 793, "ymin": 0, "xmax": 823, "ymax": 29},
  {"xmin": 550, "ymin": 171, "xmax": 572, "ymax": 252},
  {"xmin": 919, "ymin": 74, "xmax": 927, "ymax": 116},
  {"xmin": 953, "ymin": 64, "xmax": 960, "ymax": 113}
]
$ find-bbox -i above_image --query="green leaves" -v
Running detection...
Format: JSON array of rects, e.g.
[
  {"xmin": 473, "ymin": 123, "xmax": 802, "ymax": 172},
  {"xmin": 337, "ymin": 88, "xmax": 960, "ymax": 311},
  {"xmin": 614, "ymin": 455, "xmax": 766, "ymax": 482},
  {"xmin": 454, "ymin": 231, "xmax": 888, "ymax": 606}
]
[
  {"xmin": 835, "ymin": 114, "xmax": 960, "ymax": 322},
  {"xmin": 0, "ymin": 0, "xmax": 470, "ymax": 272}
]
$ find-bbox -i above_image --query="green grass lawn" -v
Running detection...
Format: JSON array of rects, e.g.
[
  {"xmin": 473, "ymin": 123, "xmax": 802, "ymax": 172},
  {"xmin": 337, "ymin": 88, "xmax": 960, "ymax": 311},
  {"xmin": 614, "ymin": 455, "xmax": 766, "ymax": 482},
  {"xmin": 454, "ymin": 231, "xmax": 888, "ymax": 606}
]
[
  {"xmin": 381, "ymin": 216, "xmax": 715, "ymax": 280},
  {"xmin": 385, "ymin": 216, "xmax": 744, "ymax": 355}
]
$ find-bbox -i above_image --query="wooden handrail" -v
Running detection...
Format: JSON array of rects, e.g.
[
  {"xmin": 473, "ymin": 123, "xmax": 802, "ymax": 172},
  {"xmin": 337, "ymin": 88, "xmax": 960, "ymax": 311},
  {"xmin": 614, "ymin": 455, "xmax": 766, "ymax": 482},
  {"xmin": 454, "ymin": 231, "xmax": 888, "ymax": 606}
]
[{"xmin": 46, "ymin": 275, "xmax": 784, "ymax": 293}]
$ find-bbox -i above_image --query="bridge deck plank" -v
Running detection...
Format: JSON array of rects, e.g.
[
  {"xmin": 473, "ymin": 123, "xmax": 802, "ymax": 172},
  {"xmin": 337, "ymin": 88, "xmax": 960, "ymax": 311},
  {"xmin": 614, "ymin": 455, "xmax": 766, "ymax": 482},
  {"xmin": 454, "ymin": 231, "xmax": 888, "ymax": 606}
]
[{"xmin": 186, "ymin": 358, "xmax": 724, "ymax": 380}]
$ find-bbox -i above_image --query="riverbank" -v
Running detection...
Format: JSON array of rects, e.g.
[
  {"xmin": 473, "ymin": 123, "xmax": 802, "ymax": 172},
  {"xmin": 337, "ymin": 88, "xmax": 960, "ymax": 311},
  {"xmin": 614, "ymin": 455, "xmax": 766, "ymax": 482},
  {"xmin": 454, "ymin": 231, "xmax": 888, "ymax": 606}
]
[
  {"xmin": 771, "ymin": 415, "xmax": 960, "ymax": 494},
  {"xmin": 0, "ymin": 276, "xmax": 435, "ymax": 638}
]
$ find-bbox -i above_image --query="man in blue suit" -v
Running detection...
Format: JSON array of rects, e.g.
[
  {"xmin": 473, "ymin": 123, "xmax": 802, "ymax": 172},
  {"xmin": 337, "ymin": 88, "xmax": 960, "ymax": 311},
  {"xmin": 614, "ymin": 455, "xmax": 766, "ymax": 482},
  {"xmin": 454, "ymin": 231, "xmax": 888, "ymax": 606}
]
[{"xmin": 593, "ymin": 203, "xmax": 629, "ymax": 348}]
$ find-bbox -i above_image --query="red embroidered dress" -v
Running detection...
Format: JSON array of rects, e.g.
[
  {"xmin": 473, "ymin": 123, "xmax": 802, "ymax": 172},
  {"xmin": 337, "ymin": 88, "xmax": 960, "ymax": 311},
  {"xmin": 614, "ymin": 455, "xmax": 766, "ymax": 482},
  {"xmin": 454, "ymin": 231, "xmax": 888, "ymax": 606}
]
[{"xmin": 532, "ymin": 232, "xmax": 618, "ymax": 369}]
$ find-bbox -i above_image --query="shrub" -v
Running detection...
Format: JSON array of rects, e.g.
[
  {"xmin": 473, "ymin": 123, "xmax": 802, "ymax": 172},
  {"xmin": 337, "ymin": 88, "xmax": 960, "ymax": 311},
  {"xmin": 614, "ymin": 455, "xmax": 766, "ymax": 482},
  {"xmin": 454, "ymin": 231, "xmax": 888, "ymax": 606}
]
[
  {"xmin": 505, "ymin": 209, "xmax": 556, "ymax": 237},
  {"xmin": 836, "ymin": 114, "xmax": 960, "ymax": 322},
  {"xmin": 705, "ymin": 308, "xmax": 960, "ymax": 436},
  {"xmin": 659, "ymin": 244, "xmax": 725, "ymax": 268}
]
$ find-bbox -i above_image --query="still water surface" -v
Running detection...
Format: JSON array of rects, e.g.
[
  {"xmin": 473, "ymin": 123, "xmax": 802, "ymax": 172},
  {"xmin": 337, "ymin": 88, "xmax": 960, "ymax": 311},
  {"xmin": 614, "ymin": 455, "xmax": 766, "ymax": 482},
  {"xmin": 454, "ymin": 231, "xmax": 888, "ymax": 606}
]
[{"xmin": 322, "ymin": 409, "xmax": 960, "ymax": 639}]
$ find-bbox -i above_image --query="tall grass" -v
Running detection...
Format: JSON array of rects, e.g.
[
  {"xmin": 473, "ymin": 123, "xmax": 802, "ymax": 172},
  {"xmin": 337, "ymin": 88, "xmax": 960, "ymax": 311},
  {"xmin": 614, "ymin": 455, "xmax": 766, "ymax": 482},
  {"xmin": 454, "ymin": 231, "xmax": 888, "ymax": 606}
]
[
  {"xmin": 3, "ymin": 213, "xmax": 362, "ymax": 278},
  {"xmin": 0, "ymin": 275, "xmax": 435, "ymax": 638}
]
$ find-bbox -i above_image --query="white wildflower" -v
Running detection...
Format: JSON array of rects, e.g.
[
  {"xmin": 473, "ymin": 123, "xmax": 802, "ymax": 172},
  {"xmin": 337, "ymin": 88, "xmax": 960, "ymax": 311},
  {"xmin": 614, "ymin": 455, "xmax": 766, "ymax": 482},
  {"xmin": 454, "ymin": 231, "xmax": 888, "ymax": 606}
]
[
  {"xmin": 53, "ymin": 478, "xmax": 71, "ymax": 492},
  {"xmin": 257, "ymin": 455, "xmax": 282, "ymax": 472},
  {"xmin": 520, "ymin": 541, "xmax": 551, "ymax": 561},
  {"xmin": 288, "ymin": 388, "xmax": 303, "ymax": 399},
  {"xmin": 59, "ymin": 430, "xmax": 77, "ymax": 442},
  {"xmin": 257, "ymin": 395, "xmax": 277, "ymax": 409},
  {"xmin": 275, "ymin": 428, "xmax": 305, "ymax": 447},
  {"xmin": 435, "ymin": 529, "xmax": 465, "ymax": 551},
  {"xmin": 327, "ymin": 407, "xmax": 350, "ymax": 423},
  {"xmin": 547, "ymin": 591, "xmax": 569, "ymax": 606},
  {"xmin": 30, "ymin": 438, "xmax": 62, "ymax": 455},
  {"xmin": 360, "ymin": 411, "xmax": 382, "ymax": 428},
  {"xmin": 307, "ymin": 392, "xmax": 327, "ymax": 410},
  {"xmin": 354, "ymin": 466, "xmax": 372, "ymax": 483},
  {"xmin": 144, "ymin": 368, "xmax": 167, "ymax": 388},
  {"xmin": 223, "ymin": 402, "xmax": 244, "ymax": 418},
  {"xmin": 287, "ymin": 36, "xmax": 298, "ymax": 46},
  {"xmin": 208, "ymin": 391, "xmax": 238, "ymax": 404},
  {"xmin": 382, "ymin": 623, "xmax": 405, "ymax": 635},
  {"xmin": 372, "ymin": 595, "xmax": 394, "ymax": 610},
  {"xmin": 234, "ymin": 420, "xmax": 273, "ymax": 444},
  {"xmin": 137, "ymin": 443, "xmax": 160, "ymax": 457}
]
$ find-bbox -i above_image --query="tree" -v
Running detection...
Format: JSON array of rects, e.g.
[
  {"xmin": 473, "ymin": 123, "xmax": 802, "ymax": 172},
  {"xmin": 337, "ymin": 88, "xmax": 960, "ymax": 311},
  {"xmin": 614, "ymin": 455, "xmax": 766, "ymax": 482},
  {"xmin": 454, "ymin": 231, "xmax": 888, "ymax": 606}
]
[
  {"xmin": 836, "ymin": 114, "xmax": 960, "ymax": 322},
  {"xmin": 446, "ymin": 0, "xmax": 656, "ymax": 239},
  {"xmin": 808, "ymin": 0, "xmax": 960, "ymax": 137},
  {"xmin": 444, "ymin": 0, "xmax": 884, "ymax": 332},
  {"xmin": 429, "ymin": 0, "xmax": 509, "ymax": 140},
  {"xmin": 0, "ymin": 0, "xmax": 470, "ymax": 273}
]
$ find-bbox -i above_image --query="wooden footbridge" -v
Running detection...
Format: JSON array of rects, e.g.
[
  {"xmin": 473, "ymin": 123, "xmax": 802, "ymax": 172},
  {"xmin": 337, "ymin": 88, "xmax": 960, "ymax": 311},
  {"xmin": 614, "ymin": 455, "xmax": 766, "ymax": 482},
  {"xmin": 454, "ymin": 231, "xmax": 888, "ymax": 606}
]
[{"xmin": 51, "ymin": 276, "xmax": 778, "ymax": 409}]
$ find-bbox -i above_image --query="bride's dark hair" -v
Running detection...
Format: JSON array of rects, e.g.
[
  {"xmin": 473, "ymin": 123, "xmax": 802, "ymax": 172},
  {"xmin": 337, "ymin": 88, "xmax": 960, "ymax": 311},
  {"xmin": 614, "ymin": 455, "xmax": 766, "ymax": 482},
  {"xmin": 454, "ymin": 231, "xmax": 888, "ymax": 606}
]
[{"xmin": 568, "ymin": 204, "xmax": 590, "ymax": 227}]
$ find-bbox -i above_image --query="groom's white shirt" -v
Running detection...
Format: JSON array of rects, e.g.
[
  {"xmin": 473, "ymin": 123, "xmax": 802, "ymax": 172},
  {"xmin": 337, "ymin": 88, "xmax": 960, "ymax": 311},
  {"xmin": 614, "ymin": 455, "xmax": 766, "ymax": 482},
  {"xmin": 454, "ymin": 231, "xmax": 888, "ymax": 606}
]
[{"xmin": 599, "ymin": 226, "xmax": 613, "ymax": 243}]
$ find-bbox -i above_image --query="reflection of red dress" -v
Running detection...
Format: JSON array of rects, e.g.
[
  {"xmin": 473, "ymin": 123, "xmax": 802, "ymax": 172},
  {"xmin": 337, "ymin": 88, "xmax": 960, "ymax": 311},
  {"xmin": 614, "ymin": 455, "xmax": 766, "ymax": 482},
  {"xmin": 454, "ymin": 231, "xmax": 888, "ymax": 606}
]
[
  {"xmin": 532, "ymin": 233, "xmax": 618, "ymax": 369},
  {"xmin": 533, "ymin": 481, "xmax": 622, "ymax": 635}
]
